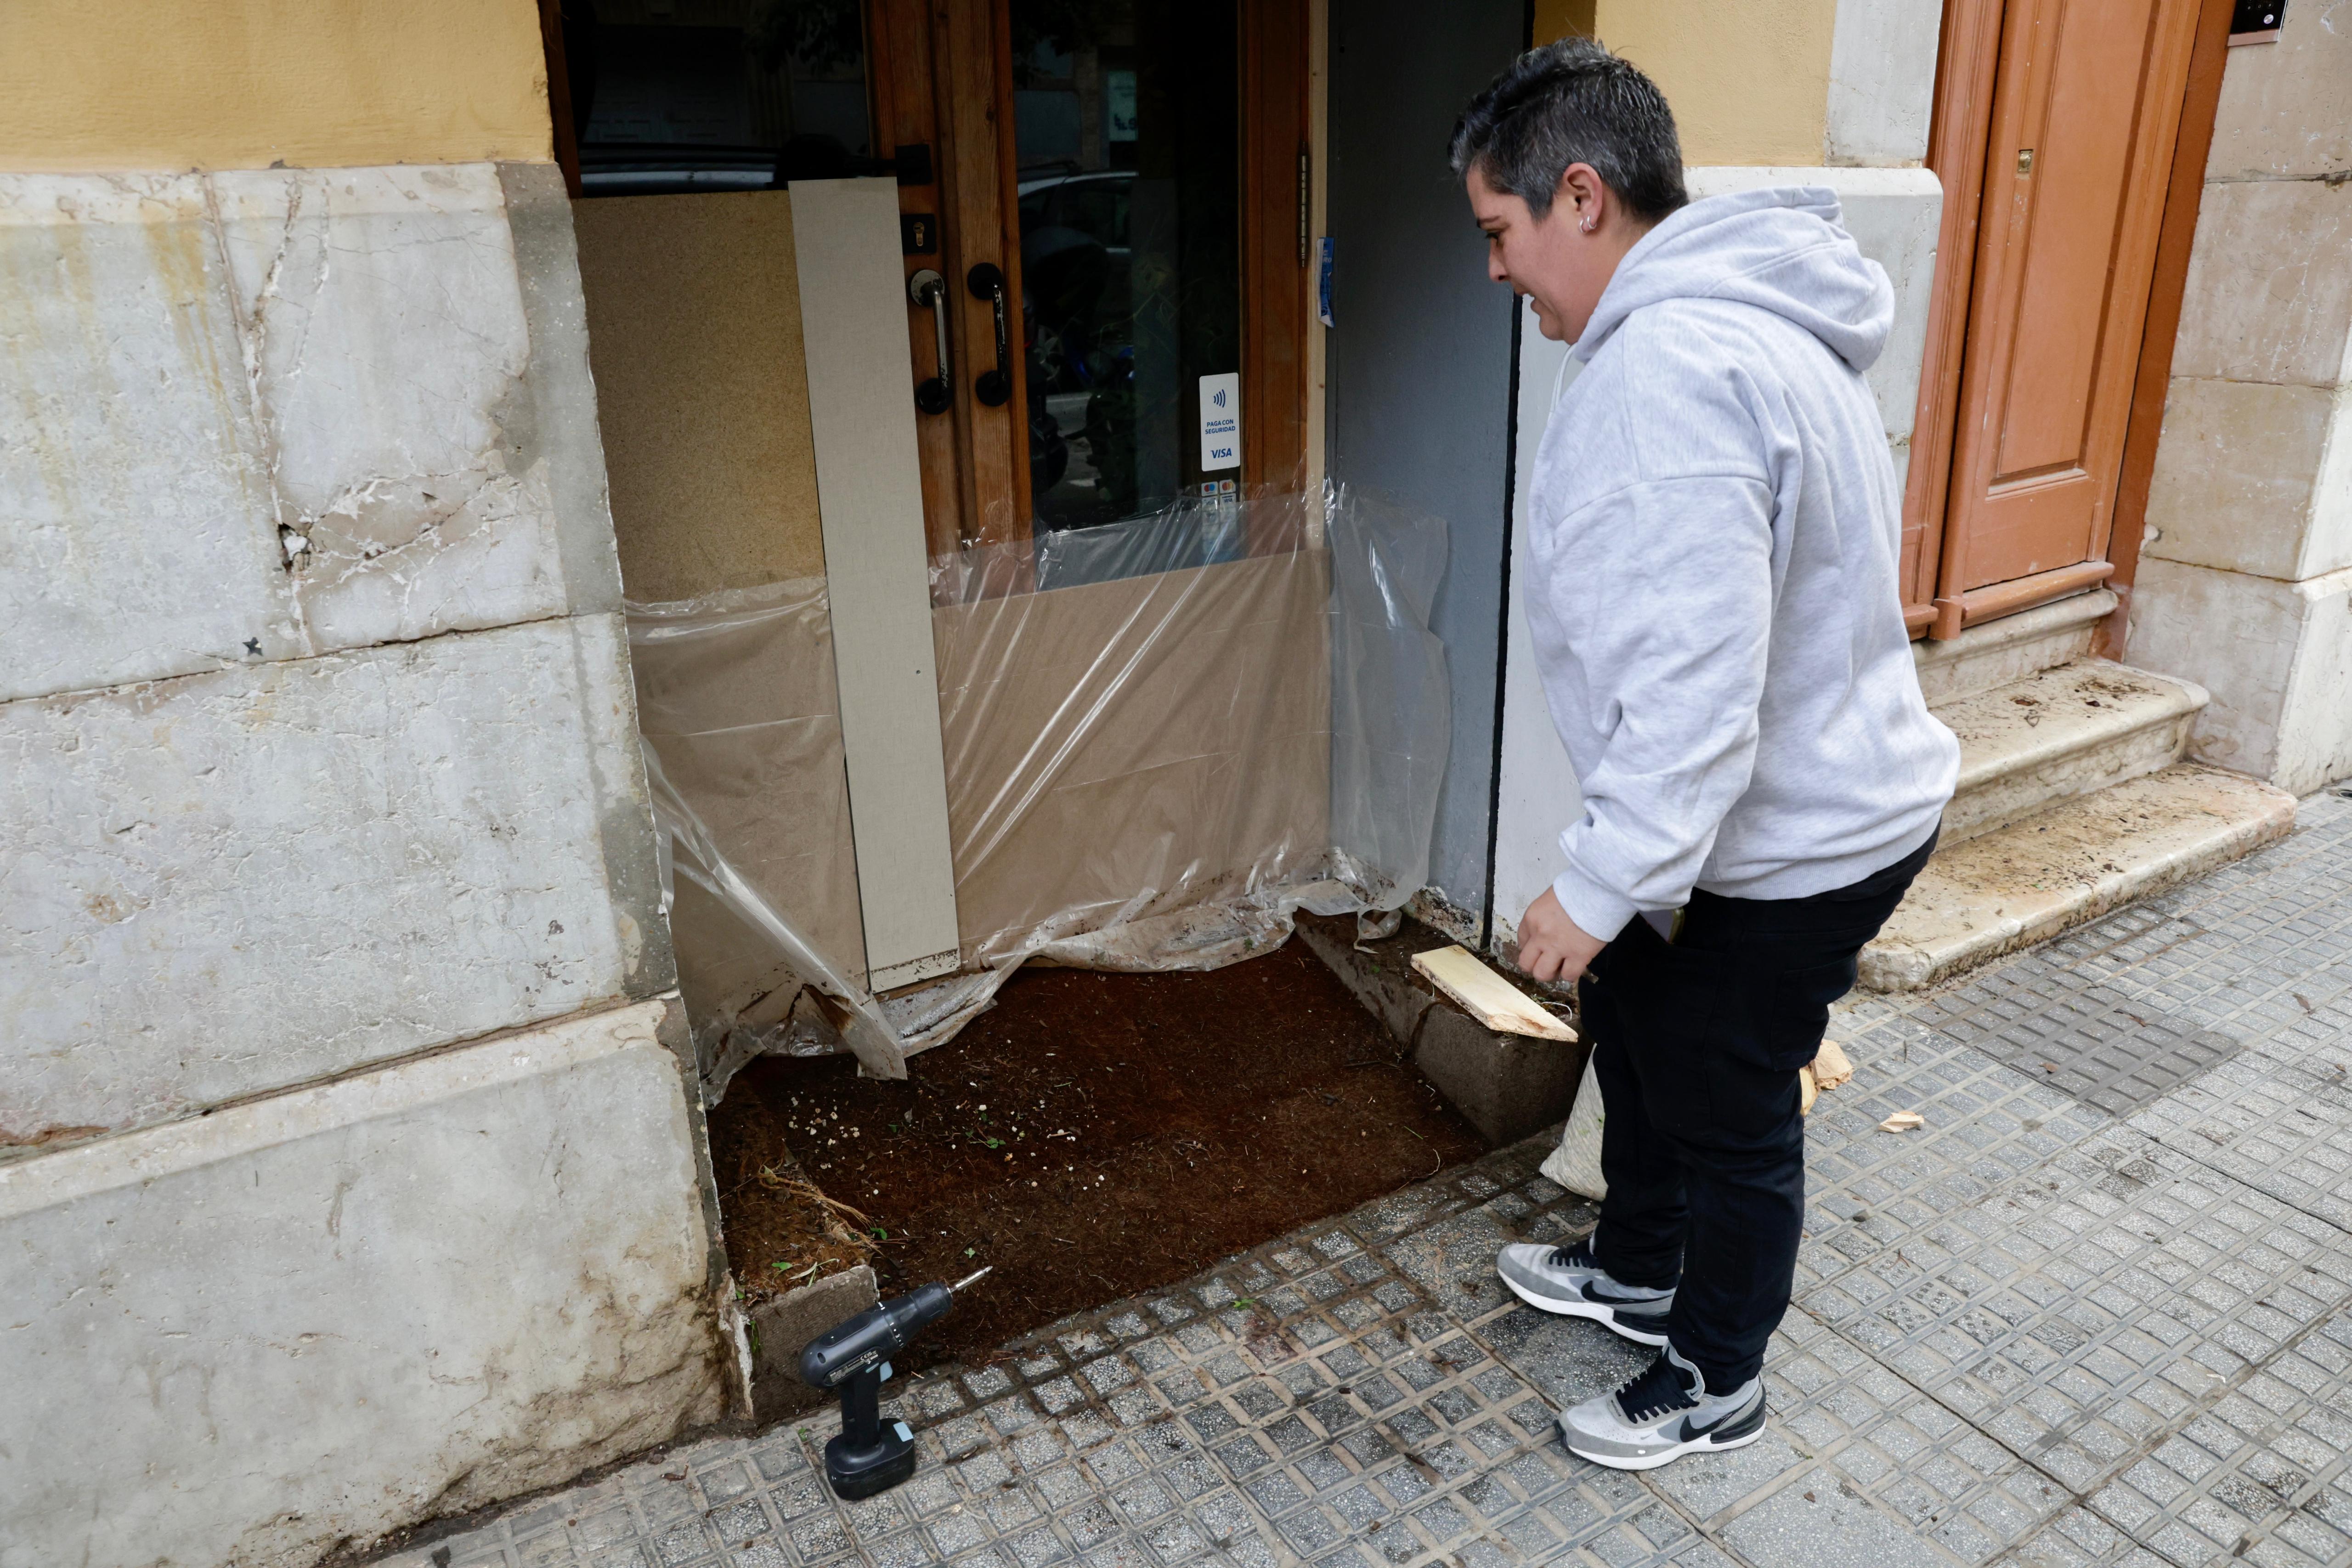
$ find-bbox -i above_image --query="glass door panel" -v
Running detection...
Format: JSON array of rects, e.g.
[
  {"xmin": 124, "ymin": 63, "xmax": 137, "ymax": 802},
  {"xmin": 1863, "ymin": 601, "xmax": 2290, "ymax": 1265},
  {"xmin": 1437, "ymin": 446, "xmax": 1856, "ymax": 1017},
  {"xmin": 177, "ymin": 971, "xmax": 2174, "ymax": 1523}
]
[
  {"xmin": 1011, "ymin": 0, "xmax": 1243, "ymax": 532},
  {"xmin": 565, "ymin": 0, "xmax": 875, "ymax": 195}
]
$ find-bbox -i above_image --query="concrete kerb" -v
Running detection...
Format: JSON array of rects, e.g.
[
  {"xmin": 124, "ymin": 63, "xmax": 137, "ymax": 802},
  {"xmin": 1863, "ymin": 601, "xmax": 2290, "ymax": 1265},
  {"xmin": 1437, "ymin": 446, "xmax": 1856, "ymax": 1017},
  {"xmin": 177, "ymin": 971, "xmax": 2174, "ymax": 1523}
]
[{"xmin": 748, "ymin": 1264, "xmax": 881, "ymax": 1421}]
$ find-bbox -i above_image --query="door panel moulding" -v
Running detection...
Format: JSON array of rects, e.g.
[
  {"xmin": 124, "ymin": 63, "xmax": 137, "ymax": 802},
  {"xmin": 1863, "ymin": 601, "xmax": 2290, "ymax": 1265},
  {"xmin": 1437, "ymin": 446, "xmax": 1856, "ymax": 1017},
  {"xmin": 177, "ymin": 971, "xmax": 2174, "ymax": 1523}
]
[
  {"xmin": 1931, "ymin": 0, "xmax": 2200, "ymax": 605},
  {"xmin": 790, "ymin": 178, "xmax": 963, "ymax": 992},
  {"xmin": 1947, "ymin": 557, "xmax": 2117, "ymax": 631},
  {"xmin": 1905, "ymin": 0, "xmax": 2223, "ymax": 643},
  {"xmin": 1899, "ymin": 0, "xmax": 2006, "ymax": 623}
]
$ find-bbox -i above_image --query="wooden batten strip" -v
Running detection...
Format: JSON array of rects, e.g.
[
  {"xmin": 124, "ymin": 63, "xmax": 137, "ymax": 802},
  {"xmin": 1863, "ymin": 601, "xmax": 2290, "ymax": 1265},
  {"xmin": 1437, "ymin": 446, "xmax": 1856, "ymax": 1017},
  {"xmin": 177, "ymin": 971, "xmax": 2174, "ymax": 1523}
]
[{"xmin": 791, "ymin": 178, "xmax": 964, "ymax": 991}]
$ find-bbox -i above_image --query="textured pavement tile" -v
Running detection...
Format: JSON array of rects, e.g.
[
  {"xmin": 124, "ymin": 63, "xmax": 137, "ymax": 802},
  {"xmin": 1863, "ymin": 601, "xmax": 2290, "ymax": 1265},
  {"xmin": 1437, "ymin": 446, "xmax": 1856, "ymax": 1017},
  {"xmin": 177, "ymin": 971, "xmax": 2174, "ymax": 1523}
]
[
  {"xmin": 2006, "ymin": 1506, "xmax": 2173, "ymax": 1568},
  {"xmin": 1716, "ymin": 1467, "xmax": 1959, "ymax": 1568},
  {"xmin": 1643, "ymin": 1432, "xmax": 1817, "ymax": 1523},
  {"xmin": 1798, "ymin": 1125, "xmax": 2352, "ymax": 1499},
  {"xmin": 1467, "ymin": 1304, "xmax": 1654, "ymax": 1411}
]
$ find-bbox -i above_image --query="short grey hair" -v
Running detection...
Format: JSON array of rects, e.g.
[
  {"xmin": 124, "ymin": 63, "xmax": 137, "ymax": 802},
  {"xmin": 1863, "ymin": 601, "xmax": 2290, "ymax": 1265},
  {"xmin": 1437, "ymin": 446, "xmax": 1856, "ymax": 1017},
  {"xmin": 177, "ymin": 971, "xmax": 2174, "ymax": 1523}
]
[{"xmin": 1448, "ymin": 38, "xmax": 1687, "ymax": 224}]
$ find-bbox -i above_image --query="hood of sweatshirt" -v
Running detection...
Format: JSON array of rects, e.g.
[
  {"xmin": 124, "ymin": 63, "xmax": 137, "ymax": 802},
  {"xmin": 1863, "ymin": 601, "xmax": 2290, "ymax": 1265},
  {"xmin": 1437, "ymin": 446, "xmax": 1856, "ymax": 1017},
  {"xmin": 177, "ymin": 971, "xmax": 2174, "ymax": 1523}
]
[{"xmin": 1572, "ymin": 187, "xmax": 1894, "ymax": 373}]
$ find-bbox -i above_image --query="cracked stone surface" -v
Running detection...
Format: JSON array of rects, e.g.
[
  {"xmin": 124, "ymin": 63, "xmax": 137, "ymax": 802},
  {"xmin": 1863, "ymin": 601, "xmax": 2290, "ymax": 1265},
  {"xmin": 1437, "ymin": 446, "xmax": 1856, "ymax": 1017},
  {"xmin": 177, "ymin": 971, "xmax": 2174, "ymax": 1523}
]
[
  {"xmin": 373, "ymin": 790, "xmax": 2352, "ymax": 1568},
  {"xmin": 0, "ymin": 163, "xmax": 667, "ymax": 1144},
  {"xmin": 0, "ymin": 164, "xmax": 619, "ymax": 707}
]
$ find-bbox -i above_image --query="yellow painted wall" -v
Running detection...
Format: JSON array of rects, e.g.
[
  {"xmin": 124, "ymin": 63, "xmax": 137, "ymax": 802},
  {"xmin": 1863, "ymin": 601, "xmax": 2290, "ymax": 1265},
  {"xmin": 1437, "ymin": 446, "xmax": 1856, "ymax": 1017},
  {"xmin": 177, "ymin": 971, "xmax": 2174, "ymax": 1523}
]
[
  {"xmin": 0, "ymin": 0, "xmax": 554, "ymax": 172},
  {"xmin": 1531, "ymin": 0, "xmax": 1835, "ymax": 166},
  {"xmin": 1532, "ymin": 0, "xmax": 1599, "ymax": 41}
]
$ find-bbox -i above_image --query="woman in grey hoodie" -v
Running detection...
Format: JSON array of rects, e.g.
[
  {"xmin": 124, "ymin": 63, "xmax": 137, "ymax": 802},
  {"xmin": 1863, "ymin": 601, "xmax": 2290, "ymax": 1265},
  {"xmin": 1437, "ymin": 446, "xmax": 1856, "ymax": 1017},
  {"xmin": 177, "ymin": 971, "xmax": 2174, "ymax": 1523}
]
[{"xmin": 1455, "ymin": 40, "xmax": 1960, "ymax": 1470}]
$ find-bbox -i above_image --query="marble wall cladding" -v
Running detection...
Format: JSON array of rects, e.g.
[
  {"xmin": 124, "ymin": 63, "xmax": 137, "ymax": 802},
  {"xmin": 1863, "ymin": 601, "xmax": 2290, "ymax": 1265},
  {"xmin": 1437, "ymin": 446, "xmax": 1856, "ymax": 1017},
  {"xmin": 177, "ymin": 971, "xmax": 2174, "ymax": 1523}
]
[
  {"xmin": 2126, "ymin": 0, "xmax": 2352, "ymax": 791},
  {"xmin": 2170, "ymin": 176, "xmax": 2352, "ymax": 389},
  {"xmin": 2130, "ymin": 557, "xmax": 2352, "ymax": 794},
  {"xmin": 0, "ymin": 997, "xmax": 727, "ymax": 1568},
  {"xmin": 0, "ymin": 174, "xmax": 301, "ymax": 697},
  {"xmin": 0, "ymin": 158, "xmax": 701, "ymax": 1568},
  {"xmin": 0, "ymin": 164, "xmax": 620, "ymax": 706},
  {"xmin": 2144, "ymin": 378, "xmax": 2352, "ymax": 581},
  {"xmin": 1825, "ymin": 0, "xmax": 1942, "ymax": 166},
  {"xmin": 0, "ymin": 612, "xmax": 675, "ymax": 1147},
  {"xmin": 2205, "ymin": 0, "xmax": 2352, "ymax": 182}
]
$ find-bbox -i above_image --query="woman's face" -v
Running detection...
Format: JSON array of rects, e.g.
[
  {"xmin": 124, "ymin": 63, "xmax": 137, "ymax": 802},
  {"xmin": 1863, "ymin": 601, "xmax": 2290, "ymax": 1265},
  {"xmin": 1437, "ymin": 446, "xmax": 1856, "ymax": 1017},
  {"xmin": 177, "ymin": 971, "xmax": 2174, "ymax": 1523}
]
[{"xmin": 1467, "ymin": 162, "xmax": 1634, "ymax": 344}]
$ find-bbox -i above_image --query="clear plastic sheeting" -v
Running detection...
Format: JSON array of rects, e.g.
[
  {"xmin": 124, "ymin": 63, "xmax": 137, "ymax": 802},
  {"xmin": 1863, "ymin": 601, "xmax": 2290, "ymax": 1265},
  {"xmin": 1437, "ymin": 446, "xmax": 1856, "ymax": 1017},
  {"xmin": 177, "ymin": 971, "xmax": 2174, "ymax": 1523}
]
[
  {"xmin": 628, "ymin": 581, "xmax": 908, "ymax": 1082},
  {"xmin": 1325, "ymin": 492, "xmax": 1449, "ymax": 913},
  {"xmin": 627, "ymin": 486, "xmax": 1449, "ymax": 1099},
  {"xmin": 641, "ymin": 744, "xmax": 909, "ymax": 1082}
]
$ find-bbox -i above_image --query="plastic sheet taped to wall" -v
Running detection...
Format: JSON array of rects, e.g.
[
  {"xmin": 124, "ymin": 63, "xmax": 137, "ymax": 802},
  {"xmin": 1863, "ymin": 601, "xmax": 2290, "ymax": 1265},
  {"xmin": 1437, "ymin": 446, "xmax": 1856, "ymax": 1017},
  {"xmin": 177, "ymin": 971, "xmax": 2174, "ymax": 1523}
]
[{"xmin": 627, "ymin": 487, "xmax": 1449, "ymax": 1096}]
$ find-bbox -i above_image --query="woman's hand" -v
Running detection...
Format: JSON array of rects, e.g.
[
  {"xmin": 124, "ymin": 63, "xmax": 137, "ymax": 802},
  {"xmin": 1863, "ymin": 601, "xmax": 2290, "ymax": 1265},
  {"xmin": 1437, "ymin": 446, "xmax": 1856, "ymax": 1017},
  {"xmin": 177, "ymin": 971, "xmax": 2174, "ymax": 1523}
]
[{"xmin": 1516, "ymin": 887, "xmax": 1607, "ymax": 984}]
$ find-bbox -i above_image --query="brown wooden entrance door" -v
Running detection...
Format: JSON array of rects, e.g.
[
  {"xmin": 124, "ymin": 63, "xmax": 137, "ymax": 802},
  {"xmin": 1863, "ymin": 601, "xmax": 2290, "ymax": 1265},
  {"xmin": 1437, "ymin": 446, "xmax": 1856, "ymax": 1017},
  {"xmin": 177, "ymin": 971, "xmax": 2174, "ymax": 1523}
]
[
  {"xmin": 1905, "ymin": 0, "xmax": 2206, "ymax": 639},
  {"xmin": 866, "ymin": 0, "xmax": 1311, "ymax": 566}
]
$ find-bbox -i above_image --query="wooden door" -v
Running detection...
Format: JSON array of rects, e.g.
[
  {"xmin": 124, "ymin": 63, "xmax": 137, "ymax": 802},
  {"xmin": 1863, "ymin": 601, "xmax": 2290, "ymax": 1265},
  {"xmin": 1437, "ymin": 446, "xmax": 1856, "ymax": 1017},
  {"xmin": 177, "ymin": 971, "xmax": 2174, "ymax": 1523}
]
[
  {"xmin": 1906, "ymin": 0, "xmax": 2203, "ymax": 638},
  {"xmin": 870, "ymin": 0, "xmax": 1029, "ymax": 558},
  {"xmin": 866, "ymin": 0, "xmax": 1311, "ymax": 566}
]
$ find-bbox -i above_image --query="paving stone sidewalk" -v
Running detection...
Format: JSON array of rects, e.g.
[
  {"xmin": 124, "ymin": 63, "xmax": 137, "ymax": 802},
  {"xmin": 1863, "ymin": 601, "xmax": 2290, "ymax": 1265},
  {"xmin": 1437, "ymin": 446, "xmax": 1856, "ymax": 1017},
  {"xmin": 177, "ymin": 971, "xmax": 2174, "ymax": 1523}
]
[{"xmin": 374, "ymin": 790, "xmax": 2352, "ymax": 1568}]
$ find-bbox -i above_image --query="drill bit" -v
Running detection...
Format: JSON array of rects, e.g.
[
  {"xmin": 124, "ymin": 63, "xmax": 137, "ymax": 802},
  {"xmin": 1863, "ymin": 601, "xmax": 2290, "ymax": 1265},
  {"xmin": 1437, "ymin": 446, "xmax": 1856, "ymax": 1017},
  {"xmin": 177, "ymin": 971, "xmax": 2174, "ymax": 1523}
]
[{"xmin": 949, "ymin": 1265, "xmax": 994, "ymax": 1294}]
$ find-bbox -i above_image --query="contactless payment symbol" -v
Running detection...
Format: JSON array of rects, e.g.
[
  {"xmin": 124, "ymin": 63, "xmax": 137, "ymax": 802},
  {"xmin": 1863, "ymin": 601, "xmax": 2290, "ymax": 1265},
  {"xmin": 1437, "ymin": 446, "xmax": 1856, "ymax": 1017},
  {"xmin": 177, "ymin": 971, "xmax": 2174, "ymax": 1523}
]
[{"xmin": 1198, "ymin": 373, "xmax": 1240, "ymax": 472}]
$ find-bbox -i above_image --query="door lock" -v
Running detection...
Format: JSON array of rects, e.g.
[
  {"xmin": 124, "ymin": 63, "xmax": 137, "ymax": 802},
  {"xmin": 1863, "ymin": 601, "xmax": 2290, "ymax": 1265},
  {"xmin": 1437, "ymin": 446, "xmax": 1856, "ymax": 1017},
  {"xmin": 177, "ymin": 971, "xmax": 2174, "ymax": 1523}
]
[
  {"xmin": 908, "ymin": 269, "xmax": 950, "ymax": 416},
  {"xmin": 966, "ymin": 262, "xmax": 1012, "ymax": 408}
]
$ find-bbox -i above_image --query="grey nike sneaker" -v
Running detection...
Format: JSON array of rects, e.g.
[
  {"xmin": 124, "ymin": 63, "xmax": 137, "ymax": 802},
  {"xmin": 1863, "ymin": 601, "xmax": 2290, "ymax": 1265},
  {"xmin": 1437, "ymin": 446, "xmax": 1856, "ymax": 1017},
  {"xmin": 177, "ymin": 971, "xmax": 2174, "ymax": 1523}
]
[
  {"xmin": 1494, "ymin": 1237, "xmax": 1674, "ymax": 1346},
  {"xmin": 1559, "ymin": 1344, "xmax": 1766, "ymax": 1470}
]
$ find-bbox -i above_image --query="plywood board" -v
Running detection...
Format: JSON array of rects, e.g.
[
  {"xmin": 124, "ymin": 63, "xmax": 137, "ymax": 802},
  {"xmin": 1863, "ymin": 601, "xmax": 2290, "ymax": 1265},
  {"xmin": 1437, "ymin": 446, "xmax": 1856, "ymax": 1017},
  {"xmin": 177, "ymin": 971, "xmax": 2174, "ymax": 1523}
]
[
  {"xmin": 790, "ymin": 179, "xmax": 962, "ymax": 990},
  {"xmin": 574, "ymin": 191, "xmax": 828, "ymax": 601},
  {"xmin": 1410, "ymin": 945, "xmax": 1578, "ymax": 1042}
]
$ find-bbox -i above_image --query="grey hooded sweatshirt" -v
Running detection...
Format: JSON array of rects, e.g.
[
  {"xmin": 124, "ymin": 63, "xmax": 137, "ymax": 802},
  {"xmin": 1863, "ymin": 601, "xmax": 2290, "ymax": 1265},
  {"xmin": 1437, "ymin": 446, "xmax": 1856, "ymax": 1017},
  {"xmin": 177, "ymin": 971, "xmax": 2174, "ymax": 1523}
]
[{"xmin": 1525, "ymin": 187, "xmax": 1959, "ymax": 942}]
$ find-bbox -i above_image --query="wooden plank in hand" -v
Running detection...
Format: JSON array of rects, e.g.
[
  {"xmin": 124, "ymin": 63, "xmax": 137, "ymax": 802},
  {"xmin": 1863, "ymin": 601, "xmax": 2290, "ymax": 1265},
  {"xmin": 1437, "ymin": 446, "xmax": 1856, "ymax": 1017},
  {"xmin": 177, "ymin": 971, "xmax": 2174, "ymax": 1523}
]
[{"xmin": 1410, "ymin": 945, "xmax": 1577, "ymax": 1042}]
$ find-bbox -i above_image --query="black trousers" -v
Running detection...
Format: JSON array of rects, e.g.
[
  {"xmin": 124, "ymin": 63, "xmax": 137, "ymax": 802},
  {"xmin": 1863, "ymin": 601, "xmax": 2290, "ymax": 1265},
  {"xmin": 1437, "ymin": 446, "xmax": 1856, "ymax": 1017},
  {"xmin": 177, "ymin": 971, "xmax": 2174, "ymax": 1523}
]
[{"xmin": 1579, "ymin": 829, "xmax": 1937, "ymax": 1388}]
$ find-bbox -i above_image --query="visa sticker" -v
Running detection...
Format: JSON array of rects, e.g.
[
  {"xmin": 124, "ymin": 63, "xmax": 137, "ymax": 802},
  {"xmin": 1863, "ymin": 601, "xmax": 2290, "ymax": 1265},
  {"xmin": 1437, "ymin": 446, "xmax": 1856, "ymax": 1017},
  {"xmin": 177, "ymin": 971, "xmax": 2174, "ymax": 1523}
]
[{"xmin": 1199, "ymin": 372, "xmax": 1240, "ymax": 473}]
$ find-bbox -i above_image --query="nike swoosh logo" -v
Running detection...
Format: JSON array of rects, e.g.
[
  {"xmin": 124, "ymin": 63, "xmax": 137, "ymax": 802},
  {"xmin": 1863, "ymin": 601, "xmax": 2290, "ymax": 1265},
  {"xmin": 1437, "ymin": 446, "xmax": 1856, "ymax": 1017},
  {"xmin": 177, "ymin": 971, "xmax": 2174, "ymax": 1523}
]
[{"xmin": 1676, "ymin": 1403, "xmax": 1748, "ymax": 1442}]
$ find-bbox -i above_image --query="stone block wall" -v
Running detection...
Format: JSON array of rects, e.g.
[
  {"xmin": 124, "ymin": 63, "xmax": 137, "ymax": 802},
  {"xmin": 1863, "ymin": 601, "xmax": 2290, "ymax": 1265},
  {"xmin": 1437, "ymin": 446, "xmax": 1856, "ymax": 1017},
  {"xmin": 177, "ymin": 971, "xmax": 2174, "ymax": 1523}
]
[
  {"xmin": 2128, "ymin": 5, "xmax": 2352, "ymax": 794},
  {"xmin": 0, "ymin": 163, "xmax": 727, "ymax": 1568}
]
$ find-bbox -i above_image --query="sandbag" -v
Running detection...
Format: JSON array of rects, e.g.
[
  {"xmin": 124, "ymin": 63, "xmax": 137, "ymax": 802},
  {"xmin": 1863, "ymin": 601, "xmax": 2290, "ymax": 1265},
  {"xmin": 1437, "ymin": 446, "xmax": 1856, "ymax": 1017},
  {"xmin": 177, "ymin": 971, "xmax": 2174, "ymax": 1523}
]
[{"xmin": 1541, "ymin": 1053, "xmax": 1606, "ymax": 1200}]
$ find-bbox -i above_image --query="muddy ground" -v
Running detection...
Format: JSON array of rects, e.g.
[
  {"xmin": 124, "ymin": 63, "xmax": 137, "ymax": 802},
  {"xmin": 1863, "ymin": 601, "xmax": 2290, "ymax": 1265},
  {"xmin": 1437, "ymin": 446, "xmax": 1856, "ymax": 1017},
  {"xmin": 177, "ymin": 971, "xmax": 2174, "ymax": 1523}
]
[{"xmin": 707, "ymin": 940, "xmax": 1490, "ymax": 1370}]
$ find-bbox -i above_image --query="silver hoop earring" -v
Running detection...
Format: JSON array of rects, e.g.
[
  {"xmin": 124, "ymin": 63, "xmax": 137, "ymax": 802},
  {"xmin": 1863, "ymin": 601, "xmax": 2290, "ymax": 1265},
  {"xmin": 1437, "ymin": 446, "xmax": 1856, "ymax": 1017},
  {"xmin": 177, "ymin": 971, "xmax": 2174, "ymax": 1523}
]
[{"xmin": 1580, "ymin": 217, "xmax": 1595, "ymax": 233}]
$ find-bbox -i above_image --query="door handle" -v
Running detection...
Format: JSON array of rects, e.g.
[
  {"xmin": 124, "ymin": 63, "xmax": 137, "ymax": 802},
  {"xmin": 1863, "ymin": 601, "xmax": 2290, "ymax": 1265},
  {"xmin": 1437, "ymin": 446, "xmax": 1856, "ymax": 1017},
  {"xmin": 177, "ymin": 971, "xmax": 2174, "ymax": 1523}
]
[
  {"xmin": 908, "ymin": 269, "xmax": 951, "ymax": 415},
  {"xmin": 966, "ymin": 262, "xmax": 1012, "ymax": 408}
]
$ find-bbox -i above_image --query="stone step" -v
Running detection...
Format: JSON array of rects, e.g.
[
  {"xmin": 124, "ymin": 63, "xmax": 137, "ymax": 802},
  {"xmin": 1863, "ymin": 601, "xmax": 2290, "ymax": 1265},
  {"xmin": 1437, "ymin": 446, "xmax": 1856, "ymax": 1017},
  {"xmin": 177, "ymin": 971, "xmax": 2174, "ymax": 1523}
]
[
  {"xmin": 1859, "ymin": 763, "xmax": 2296, "ymax": 991},
  {"xmin": 1912, "ymin": 587, "xmax": 2116, "ymax": 707},
  {"xmin": 1937, "ymin": 659, "xmax": 2207, "ymax": 845}
]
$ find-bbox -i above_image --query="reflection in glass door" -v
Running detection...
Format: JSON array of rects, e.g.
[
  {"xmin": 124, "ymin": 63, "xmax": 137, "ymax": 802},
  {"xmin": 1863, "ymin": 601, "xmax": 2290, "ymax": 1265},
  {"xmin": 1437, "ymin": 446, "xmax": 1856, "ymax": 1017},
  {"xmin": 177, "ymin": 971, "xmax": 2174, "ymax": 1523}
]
[
  {"xmin": 1010, "ymin": 0, "xmax": 1242, "ymax": 532},
  {"xmin": 562, "ymin": 0, "xmax": 875, "ymax": 195}
]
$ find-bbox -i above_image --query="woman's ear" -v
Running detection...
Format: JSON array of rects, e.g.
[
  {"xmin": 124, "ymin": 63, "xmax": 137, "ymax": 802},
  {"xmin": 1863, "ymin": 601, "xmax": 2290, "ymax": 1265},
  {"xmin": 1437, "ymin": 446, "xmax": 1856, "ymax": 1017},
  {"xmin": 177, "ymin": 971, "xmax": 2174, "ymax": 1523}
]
[{"xmin": 1559, "ymin": 162, "xmax": 1607, "ymax": 234}]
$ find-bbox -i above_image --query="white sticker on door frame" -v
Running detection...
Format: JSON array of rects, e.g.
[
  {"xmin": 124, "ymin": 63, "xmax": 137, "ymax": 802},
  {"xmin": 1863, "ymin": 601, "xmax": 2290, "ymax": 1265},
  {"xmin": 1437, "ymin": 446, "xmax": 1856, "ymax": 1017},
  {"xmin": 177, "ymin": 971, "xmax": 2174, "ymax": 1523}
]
[{"xmin": 1199, "ymin": 372, "xmax": 1240, "ymax": 473}]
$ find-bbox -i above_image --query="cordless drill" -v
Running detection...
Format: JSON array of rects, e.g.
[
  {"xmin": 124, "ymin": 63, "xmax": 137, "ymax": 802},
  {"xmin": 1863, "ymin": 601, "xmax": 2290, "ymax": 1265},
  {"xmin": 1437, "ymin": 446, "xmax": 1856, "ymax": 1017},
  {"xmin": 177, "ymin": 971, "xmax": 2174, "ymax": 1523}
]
[{"xmin": 799, "ymin": 1267, "xmax": 991, "ymax": 1500}]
